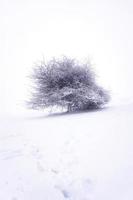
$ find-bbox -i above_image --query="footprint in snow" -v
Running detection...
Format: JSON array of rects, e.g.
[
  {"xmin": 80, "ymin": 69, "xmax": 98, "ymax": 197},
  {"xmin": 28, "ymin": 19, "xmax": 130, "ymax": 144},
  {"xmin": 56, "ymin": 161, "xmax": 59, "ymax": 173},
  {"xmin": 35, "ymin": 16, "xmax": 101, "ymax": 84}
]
[{"xmin": 55, "ymin": 178, "xmax": 93, "ymax": 200}]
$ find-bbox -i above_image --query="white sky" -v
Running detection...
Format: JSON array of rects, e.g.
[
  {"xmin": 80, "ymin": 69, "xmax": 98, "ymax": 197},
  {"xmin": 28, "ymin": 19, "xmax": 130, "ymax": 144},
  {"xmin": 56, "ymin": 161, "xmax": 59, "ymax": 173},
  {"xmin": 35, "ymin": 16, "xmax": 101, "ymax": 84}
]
[{"xmin": 1, "ymin": 0, "xmax": 133, "ymax": 114}]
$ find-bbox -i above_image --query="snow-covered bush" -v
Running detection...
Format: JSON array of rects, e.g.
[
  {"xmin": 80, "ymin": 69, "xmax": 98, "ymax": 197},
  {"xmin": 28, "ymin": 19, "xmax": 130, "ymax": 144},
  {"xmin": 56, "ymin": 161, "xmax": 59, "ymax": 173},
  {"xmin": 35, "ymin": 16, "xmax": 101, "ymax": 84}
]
[{"xmin": 28, "ymin": 57, "xmax": 110, "ymax": 112}]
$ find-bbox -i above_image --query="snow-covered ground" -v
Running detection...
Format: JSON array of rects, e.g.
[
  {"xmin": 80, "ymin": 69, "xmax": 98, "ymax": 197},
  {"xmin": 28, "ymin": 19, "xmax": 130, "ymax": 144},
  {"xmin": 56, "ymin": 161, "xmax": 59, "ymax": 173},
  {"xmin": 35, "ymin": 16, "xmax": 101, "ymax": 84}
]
[{"xmin": 0, "ymin": 104, "xmax": 133, "ymax": 200}]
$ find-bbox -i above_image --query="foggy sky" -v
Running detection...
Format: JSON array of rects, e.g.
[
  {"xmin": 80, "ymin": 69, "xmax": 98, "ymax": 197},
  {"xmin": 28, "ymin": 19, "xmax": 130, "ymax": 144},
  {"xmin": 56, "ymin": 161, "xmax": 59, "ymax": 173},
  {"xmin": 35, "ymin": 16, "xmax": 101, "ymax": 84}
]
[{"xmin": 1, "ymin": 0, "xmax": 133, "ymax": 114}]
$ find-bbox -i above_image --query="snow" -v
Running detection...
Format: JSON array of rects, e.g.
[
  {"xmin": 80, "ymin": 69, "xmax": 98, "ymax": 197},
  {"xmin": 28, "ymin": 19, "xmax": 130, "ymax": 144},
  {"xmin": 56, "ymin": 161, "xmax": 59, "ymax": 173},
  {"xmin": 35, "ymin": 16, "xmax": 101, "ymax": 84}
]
[
  {"xmin": 1, "ymin": 0, "xmax": 133, "ymax": 199},
  {"xmin": 0, "ymin": 104, "xmax": 133, "ymax": 200}
]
